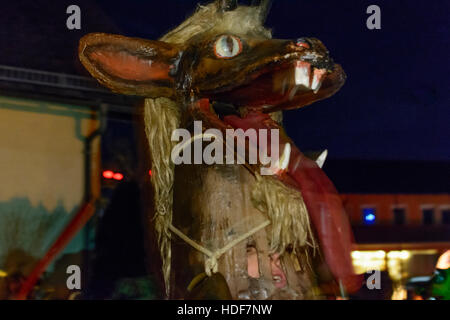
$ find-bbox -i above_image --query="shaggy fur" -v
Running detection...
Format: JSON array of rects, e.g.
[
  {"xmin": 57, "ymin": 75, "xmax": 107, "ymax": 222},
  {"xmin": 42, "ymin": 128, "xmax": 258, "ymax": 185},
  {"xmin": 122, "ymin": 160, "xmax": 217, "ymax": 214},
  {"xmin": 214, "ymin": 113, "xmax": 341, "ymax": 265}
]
[
  {"xmin": 251, "ymin": 174, "xmax": 316, "ymax": 255},
  {"xmin": 143, "ymin": 98, "xmax": 180, "ymax": 296},
  {"xmin": 160, "ymin": 3, "xmax": 271, "ymax": 45}
]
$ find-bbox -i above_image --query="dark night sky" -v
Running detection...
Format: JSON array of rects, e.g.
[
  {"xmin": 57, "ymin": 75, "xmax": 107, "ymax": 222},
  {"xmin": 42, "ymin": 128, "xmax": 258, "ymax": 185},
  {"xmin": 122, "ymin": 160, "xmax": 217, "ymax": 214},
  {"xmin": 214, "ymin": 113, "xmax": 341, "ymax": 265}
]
[
  {"xmin": 93, "ymin": 0, "xmax": 450, "ymax": 161},
  {"xmin": 1, "ymin": 0, "xmax": 449, "ymax": 161}
]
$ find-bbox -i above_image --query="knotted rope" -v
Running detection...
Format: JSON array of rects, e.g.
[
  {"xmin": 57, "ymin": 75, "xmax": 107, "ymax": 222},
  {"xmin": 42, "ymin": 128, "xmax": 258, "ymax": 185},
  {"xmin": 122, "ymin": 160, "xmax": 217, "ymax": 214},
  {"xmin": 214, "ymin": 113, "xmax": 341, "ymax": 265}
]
[{"xmin": 169, "ymin": 220, "xmax": 270, "ymax": 276}]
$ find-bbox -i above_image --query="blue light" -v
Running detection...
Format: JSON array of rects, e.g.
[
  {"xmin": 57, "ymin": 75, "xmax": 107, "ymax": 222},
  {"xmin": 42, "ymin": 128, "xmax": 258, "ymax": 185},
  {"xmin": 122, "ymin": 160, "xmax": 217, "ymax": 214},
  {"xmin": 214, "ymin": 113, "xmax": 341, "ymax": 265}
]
[{"xmin": 362, "ymin": 208, "xmax": 376, "ymax": 225}]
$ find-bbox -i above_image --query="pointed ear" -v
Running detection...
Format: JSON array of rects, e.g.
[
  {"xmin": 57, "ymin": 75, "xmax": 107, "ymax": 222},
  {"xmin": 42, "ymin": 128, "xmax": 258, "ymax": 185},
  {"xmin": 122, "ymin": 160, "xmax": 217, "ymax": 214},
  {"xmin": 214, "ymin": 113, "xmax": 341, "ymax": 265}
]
[{"xmin": 79, "ymin": 33, "xmax": 180, "ymax": 98}]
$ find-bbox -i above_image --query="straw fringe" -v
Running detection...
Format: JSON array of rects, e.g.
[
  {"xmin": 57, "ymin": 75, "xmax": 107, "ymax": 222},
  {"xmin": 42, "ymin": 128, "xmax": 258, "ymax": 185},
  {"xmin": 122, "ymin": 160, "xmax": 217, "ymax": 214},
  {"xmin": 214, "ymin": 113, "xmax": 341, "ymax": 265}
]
[
  {"xmin": 144, "ymin": 98, "xmax": 181, "ymax": 297},
  {"xmin": 251, "ymin": 174, "xmax": 317, "ymax": 255}
]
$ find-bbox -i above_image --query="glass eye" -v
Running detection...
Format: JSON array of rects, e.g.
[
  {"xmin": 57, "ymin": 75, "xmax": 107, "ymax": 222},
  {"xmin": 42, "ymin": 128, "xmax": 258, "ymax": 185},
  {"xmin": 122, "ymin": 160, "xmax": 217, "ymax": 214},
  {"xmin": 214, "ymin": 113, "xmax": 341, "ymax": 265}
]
[{"xmin": 214, "ymin": 35, "xmax": 242, "ymax": 59}]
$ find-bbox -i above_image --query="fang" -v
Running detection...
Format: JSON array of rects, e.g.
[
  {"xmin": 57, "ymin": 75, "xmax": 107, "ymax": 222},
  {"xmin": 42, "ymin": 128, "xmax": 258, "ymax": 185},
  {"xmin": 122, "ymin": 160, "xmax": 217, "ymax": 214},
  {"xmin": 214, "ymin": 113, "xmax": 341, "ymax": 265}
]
[
  {"xmin": 311, "ymin": 68, "xmax": 326, "ymax": 93},
  {"xmin": 295, "ymin": 61, "xmax": 311, "ymax": 88}
]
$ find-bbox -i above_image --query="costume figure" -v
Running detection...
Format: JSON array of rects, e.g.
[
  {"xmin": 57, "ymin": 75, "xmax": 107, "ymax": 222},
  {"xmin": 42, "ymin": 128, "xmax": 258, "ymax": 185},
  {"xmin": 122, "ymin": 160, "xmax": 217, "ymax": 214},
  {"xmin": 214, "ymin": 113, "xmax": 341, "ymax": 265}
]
[{"xmin": 79, "ymin": 0, "xmax": 360, "ymax": 299}]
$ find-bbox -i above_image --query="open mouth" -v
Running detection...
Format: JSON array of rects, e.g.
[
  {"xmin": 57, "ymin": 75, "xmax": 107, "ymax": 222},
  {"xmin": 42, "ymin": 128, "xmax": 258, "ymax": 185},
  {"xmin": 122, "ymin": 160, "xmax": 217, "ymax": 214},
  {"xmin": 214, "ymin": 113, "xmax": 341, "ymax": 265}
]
[
  {"xmin": 193, "ymin": 60, "xmax": 345, "ymax": 141},
  {"xmin": 189, "ymin": 57, "xmax": 346, "ymax": 173},
  {"xmin": 203, "ymin": 58, "xmax": 346, "ymax": 117}
]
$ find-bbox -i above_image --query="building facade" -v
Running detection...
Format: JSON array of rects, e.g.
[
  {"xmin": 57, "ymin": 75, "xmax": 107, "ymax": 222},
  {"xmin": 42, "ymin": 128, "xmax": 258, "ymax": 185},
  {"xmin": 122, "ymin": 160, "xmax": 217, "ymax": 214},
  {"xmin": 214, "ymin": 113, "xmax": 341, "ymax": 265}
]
[{"xmin": 324, "ymin": 160, "xmax": 450, "ymax": 298}]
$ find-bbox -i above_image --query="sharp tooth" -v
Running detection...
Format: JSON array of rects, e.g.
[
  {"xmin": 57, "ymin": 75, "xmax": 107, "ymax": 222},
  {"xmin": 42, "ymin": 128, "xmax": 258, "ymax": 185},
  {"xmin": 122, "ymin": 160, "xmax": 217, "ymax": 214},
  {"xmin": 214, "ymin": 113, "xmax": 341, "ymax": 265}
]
[
  {"xmin": 311, "ymin": 68, "xmax": 327, "ymax": 93},
  {"xmin": 295, "ymin": 61, "xmax": 310, "ymax": 87},
  {"xmin": 279, "ymin": 143, "xmax": 291, "ymax": 170},
  {"xmin": 311, "ymin": 74, "xmax": 322, "ymax": 93},
  {"xmin": 262, "ymin": 143, "xmax": 291, "ymax": 176},
  {"xmin": 288, "ymin": 85, "xmax": 300, "ymax": 100},
  {"xmin": 315, "ymin": 149, "xmax": 328, "ymax": 168}
]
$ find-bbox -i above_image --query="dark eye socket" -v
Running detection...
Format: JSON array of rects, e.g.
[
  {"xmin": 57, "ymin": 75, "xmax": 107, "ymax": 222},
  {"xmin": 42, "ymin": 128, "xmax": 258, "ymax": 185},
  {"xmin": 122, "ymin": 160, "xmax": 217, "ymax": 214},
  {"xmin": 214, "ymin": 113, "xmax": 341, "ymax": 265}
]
[
  {"xmin": 295, "ymin": 38, "xmax": 311, "ymax": 49},
  {"xmin": 214, "ymin": 35, "xmax": 243, "ymax": 59}
]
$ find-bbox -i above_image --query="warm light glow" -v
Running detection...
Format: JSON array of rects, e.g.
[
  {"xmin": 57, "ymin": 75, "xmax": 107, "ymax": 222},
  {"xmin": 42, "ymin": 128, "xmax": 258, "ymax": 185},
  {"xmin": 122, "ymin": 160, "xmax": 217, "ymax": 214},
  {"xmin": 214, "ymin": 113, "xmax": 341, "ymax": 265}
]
[
  {"xmin": 102, "ymin": 170, "xmax": 114, "ymax": 179},
  {"xmin": 352, "ymin": 249, "xmax": 439, "ymax": 297},
  {"xmin": 103, "ymin": 170, "xmax": 124, "ymax": 181},
  {"xmin": 149, "ymin": 169, "xmax": 152, "ymax": 176},
  {"xmin": 387, "ymin": 250, "xmax": 410, "ymax": 260},
  {"xmin": 392, "ymin": 288, "xmax": 407, "ymax": 300},
  {"xmin": 113, "ymin": 173, "xmax": 124, "ymax": 181},
  {"xmin": 351, "ymin": 250, "xmax": 387, "ymax": 274},
  {"xmin": 436, "ymin": 250, "xmax": 450, "ymax": 269},
  {"xmin": 352, "ymin": 250, "xmax": 385, "ymax": 259},
  {"xmin": 0, "ymin": 270, "xmax": 7, "ymax": 277}
]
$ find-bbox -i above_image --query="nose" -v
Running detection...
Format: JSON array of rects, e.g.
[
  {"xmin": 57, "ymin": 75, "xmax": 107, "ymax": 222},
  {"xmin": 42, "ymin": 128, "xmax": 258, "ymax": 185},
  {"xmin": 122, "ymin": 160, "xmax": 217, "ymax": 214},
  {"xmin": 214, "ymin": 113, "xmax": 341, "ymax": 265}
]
[
  {"xmin": 295, "ymin": 37, "xmax": 312, "ymax": 49},
  {"xmin": 289, "ymin": 37, "xmax": 334, "ymax": 71}
]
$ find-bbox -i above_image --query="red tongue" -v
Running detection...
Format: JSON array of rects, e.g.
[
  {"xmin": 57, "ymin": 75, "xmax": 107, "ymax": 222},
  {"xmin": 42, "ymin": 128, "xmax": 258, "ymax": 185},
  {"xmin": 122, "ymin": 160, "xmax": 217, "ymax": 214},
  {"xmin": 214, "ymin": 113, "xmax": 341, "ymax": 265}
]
[
  {"xmin": 224, "ymin": 112, "xmax": 362, "ymax": 293},
  {"xmin": 288, "ymin": 149, "xmax": 362, "ymax": 293},
  {"xmin": 222, "ymin": 111, "xmax": 272, "ymax": 131}
]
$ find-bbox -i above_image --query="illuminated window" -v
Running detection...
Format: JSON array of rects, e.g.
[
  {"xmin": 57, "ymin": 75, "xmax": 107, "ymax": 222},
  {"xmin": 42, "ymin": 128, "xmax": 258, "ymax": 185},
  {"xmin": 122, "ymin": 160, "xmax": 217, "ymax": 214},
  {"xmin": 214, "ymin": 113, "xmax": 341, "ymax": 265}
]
[
  {"xmin": 362, "ymin": 207, "xmax": 376, "ymax": 225},
  {"xmin": 393, "ymin": 207, "xmax": 406, "ymax": 225},
  {"xmin": 442, "ymin": 209, "xmax": 450, "ymax": 225},
  {"xmin": 351, "ymin": 250, "xmax": 386, "ymax": 274},
  {"xmin": 422, "ymin": 208, "xmax": 434, "ymax": 225}
]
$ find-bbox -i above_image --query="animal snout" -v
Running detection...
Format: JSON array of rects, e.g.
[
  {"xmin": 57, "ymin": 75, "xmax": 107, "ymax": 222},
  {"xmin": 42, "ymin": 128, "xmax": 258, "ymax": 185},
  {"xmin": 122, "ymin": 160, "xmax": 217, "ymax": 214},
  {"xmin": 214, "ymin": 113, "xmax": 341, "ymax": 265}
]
[
  {"xmin": 288, "ymin": 37, "xmax": 334, "ymax": 71},
  {"xmin": 295, "ymin": 37, "xmax": 312, "ymax": 49}
]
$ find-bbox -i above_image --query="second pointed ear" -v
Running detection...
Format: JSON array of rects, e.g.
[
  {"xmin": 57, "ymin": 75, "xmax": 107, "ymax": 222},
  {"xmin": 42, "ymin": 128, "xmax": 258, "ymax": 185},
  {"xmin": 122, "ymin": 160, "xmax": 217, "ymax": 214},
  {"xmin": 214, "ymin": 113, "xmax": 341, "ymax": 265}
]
[{"xmin": 79, "ymin": 33, "xmax": 181, "ymax": 98}]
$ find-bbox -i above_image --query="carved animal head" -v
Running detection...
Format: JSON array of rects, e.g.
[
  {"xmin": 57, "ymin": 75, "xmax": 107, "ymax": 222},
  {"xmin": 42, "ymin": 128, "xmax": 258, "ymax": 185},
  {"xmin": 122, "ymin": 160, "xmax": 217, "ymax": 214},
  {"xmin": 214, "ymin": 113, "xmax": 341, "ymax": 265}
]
[{"xmin": 79, "ymin": 0, "xmax": 345, "ymax": 119}]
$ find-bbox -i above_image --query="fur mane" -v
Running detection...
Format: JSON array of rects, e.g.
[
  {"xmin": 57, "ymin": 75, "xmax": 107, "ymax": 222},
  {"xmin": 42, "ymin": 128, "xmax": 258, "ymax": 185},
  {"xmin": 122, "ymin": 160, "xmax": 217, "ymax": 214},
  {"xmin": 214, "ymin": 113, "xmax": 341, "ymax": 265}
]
[{"xmin": 160, "ymin": 3, "xmax": 271, "ymax": 45}]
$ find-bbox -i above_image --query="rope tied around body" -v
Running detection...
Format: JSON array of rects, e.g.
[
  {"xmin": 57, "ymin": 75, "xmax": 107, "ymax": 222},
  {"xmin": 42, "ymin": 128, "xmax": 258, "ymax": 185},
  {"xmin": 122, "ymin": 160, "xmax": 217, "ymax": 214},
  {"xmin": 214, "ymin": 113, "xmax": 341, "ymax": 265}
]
[{"xmin": 169, "ymin": 220, "xmax": 271, "ymax": 276}]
